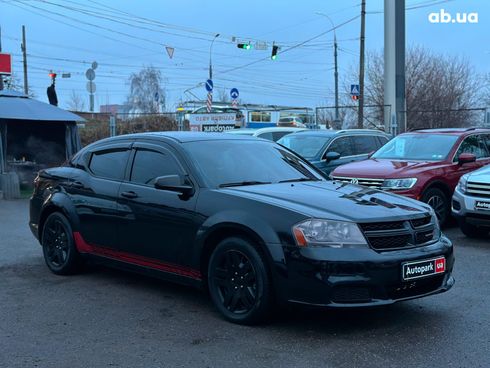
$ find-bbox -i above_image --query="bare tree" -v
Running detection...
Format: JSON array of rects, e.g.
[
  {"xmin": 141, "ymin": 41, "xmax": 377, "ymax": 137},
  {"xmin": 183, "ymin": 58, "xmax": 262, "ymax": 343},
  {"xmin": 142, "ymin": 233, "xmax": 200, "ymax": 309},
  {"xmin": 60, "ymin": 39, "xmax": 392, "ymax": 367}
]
[
  {"xmin": 364, "ymin": 46, "xmax": 480, "ymax": 129},
  {"xmin": 4, "ymin": 72, "xmax": 36, "ymax": 98},
  {"xmin": 217, "ymin": 88, "xmax": 230, "ymax": 103},
  {"xmin": 126, "ymin": 66, "xmax": 166, "ymax": 114},
  {"xmin": 66, "ymin": 90, "xmax": 85, "ymax": 111}
]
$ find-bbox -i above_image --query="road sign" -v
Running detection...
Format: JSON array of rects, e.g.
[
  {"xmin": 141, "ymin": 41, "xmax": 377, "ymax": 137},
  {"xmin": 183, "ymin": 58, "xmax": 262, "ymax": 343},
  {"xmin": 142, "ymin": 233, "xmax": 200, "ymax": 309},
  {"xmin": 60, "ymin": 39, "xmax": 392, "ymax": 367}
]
[
  {"xmin": 230, "ymin": 88, "xmax": 239, "ymax": 99},
  {"xmin": 61, "ymin": 73, "xmax": 71, "ymax": 78},
  {"xmin": 0, "ymin": 53, "xmax": 12, "ymax": 75},
  {"xmin": 165, "ymin": 46, "xmax": 175, "ymax": 59},
  {"xmin": 85, "ymin": 68, "xmax": 95, "ymax": 81},
  {"xmin": 205, "ymin": 79, "xmax": 213, "ymax": 92},
  {"xmin": 255, "ymin": 42, "xmax": 267, "ymax": 50},
  {"xmin": 350, "ymin": 84, "xmax": 360, "ymax": 96},
  {"xmin": 91, "ymin": 61, "xmax": 98, "ymax": 70},
  {"xmin": 86, "ymin": 81, "xmax": 96, "ymax": 93}
]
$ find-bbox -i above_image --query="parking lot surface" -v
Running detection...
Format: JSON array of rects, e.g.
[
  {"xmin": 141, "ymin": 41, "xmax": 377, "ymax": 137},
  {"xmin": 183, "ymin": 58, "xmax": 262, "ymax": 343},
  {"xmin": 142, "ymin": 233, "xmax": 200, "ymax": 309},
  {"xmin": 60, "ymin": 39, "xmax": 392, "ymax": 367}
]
[{"xmin": 1, "ymin": 199, "xmax": 489, "ymax": 368}]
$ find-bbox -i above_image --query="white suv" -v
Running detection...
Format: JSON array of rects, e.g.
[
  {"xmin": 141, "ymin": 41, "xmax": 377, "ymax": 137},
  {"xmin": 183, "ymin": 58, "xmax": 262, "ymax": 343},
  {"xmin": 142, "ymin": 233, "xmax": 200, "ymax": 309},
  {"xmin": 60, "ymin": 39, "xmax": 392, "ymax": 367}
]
[{"xmin": 452, "ymin": 164, "xmax": 490, "ymax": 237}]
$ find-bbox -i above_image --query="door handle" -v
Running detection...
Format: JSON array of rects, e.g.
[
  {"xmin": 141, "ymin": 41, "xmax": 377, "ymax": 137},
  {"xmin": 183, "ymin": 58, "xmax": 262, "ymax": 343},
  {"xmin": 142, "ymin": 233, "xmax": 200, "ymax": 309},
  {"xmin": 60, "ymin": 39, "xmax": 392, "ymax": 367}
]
[
  {"xmin": 70, "ymin": 181, "xmax": 84, "ymax": 189},
  {"xmin": 120, "ymin": 191, "xmax": 138, "ymax": 199}
]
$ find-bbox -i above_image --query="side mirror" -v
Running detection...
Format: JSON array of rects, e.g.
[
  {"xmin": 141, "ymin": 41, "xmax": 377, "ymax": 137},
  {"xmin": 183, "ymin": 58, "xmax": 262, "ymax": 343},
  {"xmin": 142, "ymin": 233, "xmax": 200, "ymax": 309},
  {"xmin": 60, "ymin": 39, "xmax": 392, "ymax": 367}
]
[
  {"xmin": 458, "ymin": 153, "xmax": 476, "ymax": 165},
  {"xmin": 155, "ymin": 175, "xmax": 194, "ymax": 196},
  {"xmin": 325, "ymin": 151, "xmax": 341, "ymax": 162}
]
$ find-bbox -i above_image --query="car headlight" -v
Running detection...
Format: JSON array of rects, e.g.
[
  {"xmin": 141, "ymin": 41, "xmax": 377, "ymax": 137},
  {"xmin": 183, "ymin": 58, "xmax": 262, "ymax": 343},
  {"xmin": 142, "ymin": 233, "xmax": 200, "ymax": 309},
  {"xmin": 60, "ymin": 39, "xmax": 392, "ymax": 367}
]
[
  {"xmin": 457, "ymin": 174, "xmax": 469, "ymax": 193},
  {"xmin": 430, "ymin": 211, "xmax": 441, "ymax": 241},
  {"xmin": 381, "ymin": 178, "xmax": 417, "ymax": 190},
  {"xmin": 292, "ymin": 219, "xmax": 368, "ymax": 248}
]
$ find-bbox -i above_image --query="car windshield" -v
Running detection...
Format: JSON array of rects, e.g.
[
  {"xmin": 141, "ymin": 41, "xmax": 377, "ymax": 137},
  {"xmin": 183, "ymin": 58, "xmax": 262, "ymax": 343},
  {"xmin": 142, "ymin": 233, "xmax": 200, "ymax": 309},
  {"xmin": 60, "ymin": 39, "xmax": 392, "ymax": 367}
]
[
  {"xmin": 278, "ymin": 134, "xmax": 330, "ymax": 159},
  {"xmin": 184, "ymin": 140, "xmax": 324, "ymax": 187},
  {"xmin": 372, "ymin": 134, "xmax": 459, "ymax": 161}
]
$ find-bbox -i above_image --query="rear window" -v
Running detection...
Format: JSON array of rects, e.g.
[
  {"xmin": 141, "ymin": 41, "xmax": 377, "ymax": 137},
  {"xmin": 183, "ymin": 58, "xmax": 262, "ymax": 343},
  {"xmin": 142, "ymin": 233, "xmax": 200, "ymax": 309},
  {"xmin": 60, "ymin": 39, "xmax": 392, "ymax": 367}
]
[{"xmin": 89, "ymin": 149, "xmax": 129, "ymax": 180}]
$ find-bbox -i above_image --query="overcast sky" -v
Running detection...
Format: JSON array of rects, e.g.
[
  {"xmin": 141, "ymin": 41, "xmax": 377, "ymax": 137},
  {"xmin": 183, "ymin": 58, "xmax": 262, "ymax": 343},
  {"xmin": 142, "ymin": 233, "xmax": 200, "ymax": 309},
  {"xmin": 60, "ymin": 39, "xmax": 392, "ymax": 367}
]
[{"xmin": 1, "ymin": 0, "xmax": 488, "ymax": 110}]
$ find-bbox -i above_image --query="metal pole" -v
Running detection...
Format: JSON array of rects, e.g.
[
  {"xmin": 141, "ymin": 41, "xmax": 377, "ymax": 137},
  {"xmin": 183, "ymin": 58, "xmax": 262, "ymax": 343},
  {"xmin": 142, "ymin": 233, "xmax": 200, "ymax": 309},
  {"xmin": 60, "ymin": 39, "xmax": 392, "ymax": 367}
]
[
  {"xmin": 21, "ymin": 25, "xmax": 28, "ymax": 95},
  {"xmin": 0, "ymin": 26, "xmax": 3, "ymax": 91},
  {"xmin": 358, "ymin": 0, "xmax": 366, "ymax": 129},
  {"xmin": 209, "ymin": 33, "xmax": 220, "ymax": 80}
]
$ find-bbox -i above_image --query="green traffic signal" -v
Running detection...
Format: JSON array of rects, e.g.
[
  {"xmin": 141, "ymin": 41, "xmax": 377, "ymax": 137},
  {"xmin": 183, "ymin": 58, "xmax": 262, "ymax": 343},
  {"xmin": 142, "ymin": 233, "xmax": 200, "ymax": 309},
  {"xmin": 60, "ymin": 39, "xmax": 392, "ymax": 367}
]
[
  {"xmin": 271, "ymin": 45, "xmax": 279, "ymax": 60},
  {"xmin": 237, "ymin": 43, "xmax": 252, "ymax": 50}
]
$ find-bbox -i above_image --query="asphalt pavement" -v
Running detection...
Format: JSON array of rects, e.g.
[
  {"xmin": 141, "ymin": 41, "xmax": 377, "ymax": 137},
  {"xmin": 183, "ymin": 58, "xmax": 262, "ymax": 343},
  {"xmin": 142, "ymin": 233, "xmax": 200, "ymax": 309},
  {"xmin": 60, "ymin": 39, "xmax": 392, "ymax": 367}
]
[{"xmin": 1, "ymin": 199, "xmax": 489, "ymax": 368}]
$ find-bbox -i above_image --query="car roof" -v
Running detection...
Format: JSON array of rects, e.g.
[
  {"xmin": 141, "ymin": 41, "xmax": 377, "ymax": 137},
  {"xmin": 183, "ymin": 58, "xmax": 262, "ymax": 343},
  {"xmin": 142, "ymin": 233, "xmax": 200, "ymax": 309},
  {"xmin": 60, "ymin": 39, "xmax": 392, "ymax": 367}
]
[
  {"xmin": 225, "ymin": 128, "xmax": 257, "ymax": 135},
  {"xmin": 406, "ymin": 127, "xmax": 490, "ymax": 135},
  {"xmin": 253, "ymin": 127, "xmax": 307, "ymax": 134},
  {"xmin": 292, "ymin": 128, "xmax": 387, "ymax": 137},
  {"xmin": 93, "ymin": 131, "xmax": 260, "ymax": 144}
]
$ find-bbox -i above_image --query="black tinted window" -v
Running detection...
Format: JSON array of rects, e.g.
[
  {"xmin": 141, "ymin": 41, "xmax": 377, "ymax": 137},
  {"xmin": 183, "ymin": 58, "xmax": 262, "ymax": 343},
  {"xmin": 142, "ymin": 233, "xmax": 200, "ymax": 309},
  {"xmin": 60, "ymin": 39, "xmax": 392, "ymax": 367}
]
[
  {"xmin": 352, "ymin": 136, "xmax": 379, "ymax": 155},
  {"xmin": 326, "ymin": 137, "xmax": 354, "ymax": 157},
  {"xmin": 272, "ymin": 131, "xmax": 290, "ymax": 141},
  {"xmin": 257, "ymin": 132, "xmax": 273, "ymax": 141},
  {"xmin": 377, "ymin": 135, "xmax": 389, "ymax": 147},
  {"xmin": 130, "ymin": 149, "xmax": 181, "ymax": 185},
  {"xmin": 89, "ymin": 149, "xmax": 129, "ymax": 180}
]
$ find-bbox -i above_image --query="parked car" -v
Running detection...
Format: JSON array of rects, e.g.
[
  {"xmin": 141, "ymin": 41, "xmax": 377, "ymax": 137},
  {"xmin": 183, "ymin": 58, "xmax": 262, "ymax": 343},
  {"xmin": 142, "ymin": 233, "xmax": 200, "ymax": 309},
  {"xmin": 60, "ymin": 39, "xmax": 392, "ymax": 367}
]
[
  {"xmin": 277, "ymin": 116, "xmax": 306, "ymax": 128},
  {"xmin": 452, "ymin": 164, "xmax": 490, "ymax": 237},
  {"xmin": 331, "ymin": 128, "xmax": 490, "ymax": 225},
  {"xmin": 278, "ymin": 129, "xmax": 390, "ymax": 176},
  {"xmin": 226, "ymin": 127, "xmax": 307, "ymax": 141},
  {"xmin": 30, "ymin": 132, "xmax": 454, "ymax": 324}
]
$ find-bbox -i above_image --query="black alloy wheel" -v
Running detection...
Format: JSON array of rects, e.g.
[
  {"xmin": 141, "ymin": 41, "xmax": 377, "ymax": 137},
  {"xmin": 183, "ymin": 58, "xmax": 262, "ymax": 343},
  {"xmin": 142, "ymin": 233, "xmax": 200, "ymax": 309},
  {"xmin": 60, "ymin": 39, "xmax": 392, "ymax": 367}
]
[
  {"xmin": 422, "ymin": 188, "xmax": 449, "ymax": 226},
  {"xmin": 41, "ymin": 212, "xmax": 82, "ymax": 275},
  {"xmin": 208, "ymin": 237, "xmax": 272, "ymax": 325}
]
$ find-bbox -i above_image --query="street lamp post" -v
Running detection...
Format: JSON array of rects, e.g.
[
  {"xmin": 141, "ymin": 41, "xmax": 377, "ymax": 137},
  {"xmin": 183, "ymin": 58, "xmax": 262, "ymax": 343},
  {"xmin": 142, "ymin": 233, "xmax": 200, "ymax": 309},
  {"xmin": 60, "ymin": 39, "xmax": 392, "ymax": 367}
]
[
  {"xmin": 316, "ymin": 12, "xmax": 339, "ymax": 126},
  {"xmin": 207, "ymin": 33, "xmax": 220, "ymax": 113}
]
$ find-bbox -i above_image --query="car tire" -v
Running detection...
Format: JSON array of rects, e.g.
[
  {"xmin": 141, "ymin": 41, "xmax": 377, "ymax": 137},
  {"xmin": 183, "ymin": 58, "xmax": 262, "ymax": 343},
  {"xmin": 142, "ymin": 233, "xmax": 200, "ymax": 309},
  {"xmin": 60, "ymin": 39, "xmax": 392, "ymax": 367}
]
[
  {"xmin": 421, "ymin": 188, "xmax": 449, "ymax": 226},
  {"xmin": 41, "ymin": 212, "xmax": 82, "ymax": 275},
  {"xmin": 207, "ymin": 237, "xmax": 273, "ymax": 325},
  {"xmin": 459, "ymin": 218, "xmax": 488, "ymax": 238}
]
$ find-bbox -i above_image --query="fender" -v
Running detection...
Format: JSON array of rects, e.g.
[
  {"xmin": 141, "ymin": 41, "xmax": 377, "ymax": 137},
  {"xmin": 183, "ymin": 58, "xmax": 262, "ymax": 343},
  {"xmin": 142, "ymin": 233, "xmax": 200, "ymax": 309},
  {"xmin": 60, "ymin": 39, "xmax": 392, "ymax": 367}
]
[
  {"xmin": 39, "ymin": 190, "xmax": 81, "ymax": 239},
  {"xmin": 193, "ymin": 209, "xmax": 285, "ymax": 266}
]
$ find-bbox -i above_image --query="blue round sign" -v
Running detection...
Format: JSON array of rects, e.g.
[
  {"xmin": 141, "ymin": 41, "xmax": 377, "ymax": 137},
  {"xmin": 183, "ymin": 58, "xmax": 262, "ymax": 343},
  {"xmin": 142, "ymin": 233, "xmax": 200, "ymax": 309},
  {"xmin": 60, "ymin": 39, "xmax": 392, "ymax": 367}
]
[
  {"xmin": 230, "ymin": 88, "xmax": 239, "ymax": 99},
  {"xmin": 205, "ymin": 79, "xmax": 213, "ymax": 92}
]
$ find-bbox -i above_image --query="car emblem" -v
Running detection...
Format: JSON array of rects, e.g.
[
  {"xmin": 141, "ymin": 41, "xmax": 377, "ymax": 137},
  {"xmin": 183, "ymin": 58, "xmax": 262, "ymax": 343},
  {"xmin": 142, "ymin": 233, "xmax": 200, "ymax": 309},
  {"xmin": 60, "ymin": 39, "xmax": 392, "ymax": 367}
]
[{"xmin": 351, "ymin": 178, "xmax": 359, "ymax": 184}]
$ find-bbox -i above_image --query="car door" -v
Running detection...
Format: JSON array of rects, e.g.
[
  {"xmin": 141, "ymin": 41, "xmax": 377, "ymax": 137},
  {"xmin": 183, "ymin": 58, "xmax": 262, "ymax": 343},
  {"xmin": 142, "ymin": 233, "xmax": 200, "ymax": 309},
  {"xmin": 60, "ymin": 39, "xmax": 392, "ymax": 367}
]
[
  {"xmin": 67, "ymin": 143, "xmax": 131, "ymax": 248},
  {"xmin": 447, "ymin": 134, "xmax": 490, "ymax": 185},
  {"xmin": 116, "ymin": 142, "xmax": 200, "ymax": 265},
  {"xmin": 320, "ymin": 136, "xmax": 356, "ymax": 175}
]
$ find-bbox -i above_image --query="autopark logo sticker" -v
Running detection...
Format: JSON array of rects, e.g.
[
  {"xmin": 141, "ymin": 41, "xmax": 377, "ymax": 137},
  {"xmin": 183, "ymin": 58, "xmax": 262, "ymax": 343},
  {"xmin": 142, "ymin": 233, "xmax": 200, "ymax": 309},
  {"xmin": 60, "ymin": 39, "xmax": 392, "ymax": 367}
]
[{"xmin": 428, "ymin": 9, "xmax": 478, "ymax": 24}]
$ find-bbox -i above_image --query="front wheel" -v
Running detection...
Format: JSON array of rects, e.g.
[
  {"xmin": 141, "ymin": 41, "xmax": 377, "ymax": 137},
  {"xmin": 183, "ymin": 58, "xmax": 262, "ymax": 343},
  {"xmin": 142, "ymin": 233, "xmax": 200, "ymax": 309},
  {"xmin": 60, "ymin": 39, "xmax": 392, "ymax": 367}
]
[
  {"xmin": 421, "ymin": 188, "xmax": 449, "ymax": 226},
  {"xmin": 208, "ymin": 237, "xmax": 273, "ymax": 325},
  {"xmin": 41, "ymin": 212, "xmax": 82, "ymax": 275}
]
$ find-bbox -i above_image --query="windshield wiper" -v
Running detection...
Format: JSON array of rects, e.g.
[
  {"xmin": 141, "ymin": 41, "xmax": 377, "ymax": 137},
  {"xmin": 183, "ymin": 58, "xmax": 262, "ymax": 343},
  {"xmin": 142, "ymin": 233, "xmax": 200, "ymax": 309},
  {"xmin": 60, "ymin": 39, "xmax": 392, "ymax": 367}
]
[
  {"xmin": 219, "ymin": 181, "xmax": 272, "ymax": 188},
  {"xmin": 278, "ymin": 177, "xmax": 319, "ymax": 183}
]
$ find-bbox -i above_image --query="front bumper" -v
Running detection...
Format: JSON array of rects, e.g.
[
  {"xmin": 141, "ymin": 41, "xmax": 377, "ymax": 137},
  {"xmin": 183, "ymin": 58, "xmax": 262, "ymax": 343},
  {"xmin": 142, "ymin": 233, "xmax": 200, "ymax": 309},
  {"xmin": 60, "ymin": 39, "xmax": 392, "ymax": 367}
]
[
  {"xmin": 274, "ymin": 236, "xmax": 454, "ymax": 307},
  {"xmin": 452, "ymin": 188, "xmax": 490, "ymax": 228}
]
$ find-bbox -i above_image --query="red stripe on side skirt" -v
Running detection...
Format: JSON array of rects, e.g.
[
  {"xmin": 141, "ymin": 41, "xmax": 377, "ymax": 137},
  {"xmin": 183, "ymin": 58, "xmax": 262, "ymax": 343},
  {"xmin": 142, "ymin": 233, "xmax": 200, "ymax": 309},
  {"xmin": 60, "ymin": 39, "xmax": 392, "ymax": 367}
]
[{"xmin": 73, "ymin": 232, "xmax": 201, "ymax": 280}]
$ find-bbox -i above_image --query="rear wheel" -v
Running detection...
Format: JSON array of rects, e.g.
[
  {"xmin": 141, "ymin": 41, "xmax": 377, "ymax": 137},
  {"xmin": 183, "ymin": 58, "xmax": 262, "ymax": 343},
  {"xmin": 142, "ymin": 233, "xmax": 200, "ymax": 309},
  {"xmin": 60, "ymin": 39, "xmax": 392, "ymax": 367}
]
[
  {"xmin": 459, "ymin": 218, "xmax": 488, "ymax": 238},
  {"xmin": 207, "ymin": 237, "xmax": 273, "ymax": 325},
  {"xmin": 421, "ymin": 188, "xmax": 449, "ymax": 226},
  {"xmin": 41, "ymin": 212, "xmax": 82, "ymax": 275}
]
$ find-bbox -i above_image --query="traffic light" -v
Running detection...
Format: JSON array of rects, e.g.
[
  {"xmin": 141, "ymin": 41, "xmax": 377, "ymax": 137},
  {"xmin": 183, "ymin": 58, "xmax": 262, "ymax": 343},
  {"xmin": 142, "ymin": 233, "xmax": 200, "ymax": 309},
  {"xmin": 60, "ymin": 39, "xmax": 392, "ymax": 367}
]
[
  {"xmin": 48, "ymin": 72, "xmax": 57, "ymax": 79},
  {"xmin": 237, "ymin": 43, "xmax": 251, "ymax": 50},
  {"xmin": 271, "ymin": 45, "xmax": 279, "ymax": 60},
  {"xmin": 351, "ymin": 95, "xmax": 359, "ymax": 101}
]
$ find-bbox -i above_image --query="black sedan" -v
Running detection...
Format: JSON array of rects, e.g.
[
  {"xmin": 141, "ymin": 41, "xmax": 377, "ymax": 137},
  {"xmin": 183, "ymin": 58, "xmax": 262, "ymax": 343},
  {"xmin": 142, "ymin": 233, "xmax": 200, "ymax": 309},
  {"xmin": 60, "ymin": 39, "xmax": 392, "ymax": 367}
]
[{"xmin": 29, "ymin": 132, "xmax": 454, "ymax": 324}]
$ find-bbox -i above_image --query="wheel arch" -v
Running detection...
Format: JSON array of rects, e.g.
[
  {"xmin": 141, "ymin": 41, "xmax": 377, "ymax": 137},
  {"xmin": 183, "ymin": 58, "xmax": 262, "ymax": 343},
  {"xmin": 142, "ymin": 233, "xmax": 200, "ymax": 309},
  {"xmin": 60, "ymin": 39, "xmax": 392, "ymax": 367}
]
[
  {"xmin": 421, "ymin": 180, "xmax": 452, "ymax": 201},
  {"xmin": 38, "ymin": 193, "xmax": 80, "ymax": 242}
]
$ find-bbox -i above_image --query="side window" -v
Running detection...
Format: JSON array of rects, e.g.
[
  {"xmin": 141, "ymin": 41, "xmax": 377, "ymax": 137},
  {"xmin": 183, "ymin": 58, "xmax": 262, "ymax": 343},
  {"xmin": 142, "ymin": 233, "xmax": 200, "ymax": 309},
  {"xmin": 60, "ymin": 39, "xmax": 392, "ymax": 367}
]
[
  {"xmin": 89, "ymin": 149, "xmax": 129, "ymax": 180},
  {"xmin": 351, "ymin": 136, "xmax": 379, "ymax": 155},
  {"xmin": 272, "ymin": 131, "xmax": 290, "ymax": 141},
  {"xmin": 454, "ymin": 135, "xmax": 488, "ymax": 160},
  {"xmin": 377, "ymin": 135, "xmax": 389, "ymax": 148},
  {"xmin": 482, "ymin": 135, "xmax": 490, "ymax": 156},
  {"xmin": 325, "ymin": 137, "xmax": 354, "ymax": 158},
  {"xmin": 130, "ymin": 149, "xmax": 182, "ymax": 185},
  {"xmin": 257, "ymin": 132, "xmax": 273, "ymax": 141}
]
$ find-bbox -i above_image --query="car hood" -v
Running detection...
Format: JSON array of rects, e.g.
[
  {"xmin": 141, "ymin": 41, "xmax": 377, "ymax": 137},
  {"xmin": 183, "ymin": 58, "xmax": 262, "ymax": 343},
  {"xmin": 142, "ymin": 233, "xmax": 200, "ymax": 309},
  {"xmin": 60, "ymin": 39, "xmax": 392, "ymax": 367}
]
[
  {"xmin": 332, "ymin": 158, "xmax": 447, "ymax": 178},
  {"xmin": 219, "ymin": 181, "xmax": 431, "ymax": 222},
  {"xmin": 467, "ymin": 164, "xmax": 490, "ymax": 183}
]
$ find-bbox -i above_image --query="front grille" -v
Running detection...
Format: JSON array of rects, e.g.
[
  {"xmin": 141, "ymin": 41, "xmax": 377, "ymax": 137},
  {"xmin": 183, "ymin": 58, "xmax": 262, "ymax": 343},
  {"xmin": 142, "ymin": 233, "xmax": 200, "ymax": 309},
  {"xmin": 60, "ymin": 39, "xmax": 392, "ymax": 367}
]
[
  {"xmin": 361, "ymin": 217, "xmax": 435, "ymax": 251},
  {"xmin": 331, "ymin": 286, "xmax": 371, "ymax": 303},
  {"xmin": 411, "ymin": 216, "xmax": 431, "ymax": 228},
  {"xmin": 332, "ymin": 176, "xmax": 384, "ymax": 189},
  {"xmin": 360, "ymin": 221, "xmax": 405, "ymax": 232},
  {"xmin": 368, "ymin": 235, "xmax": 412, "ymax": 250},
  {"xmin": 467, "ymin": 181, "xmax": 490, "ymax": 198}
]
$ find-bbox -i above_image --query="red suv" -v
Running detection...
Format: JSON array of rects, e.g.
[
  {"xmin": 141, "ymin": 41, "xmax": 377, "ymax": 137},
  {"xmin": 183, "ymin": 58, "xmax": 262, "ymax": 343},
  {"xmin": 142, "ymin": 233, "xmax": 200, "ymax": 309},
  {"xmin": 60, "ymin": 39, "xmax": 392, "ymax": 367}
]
[{"xmin": 331, "ymin": 128, "xmax": 490, "ymax": 225}]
